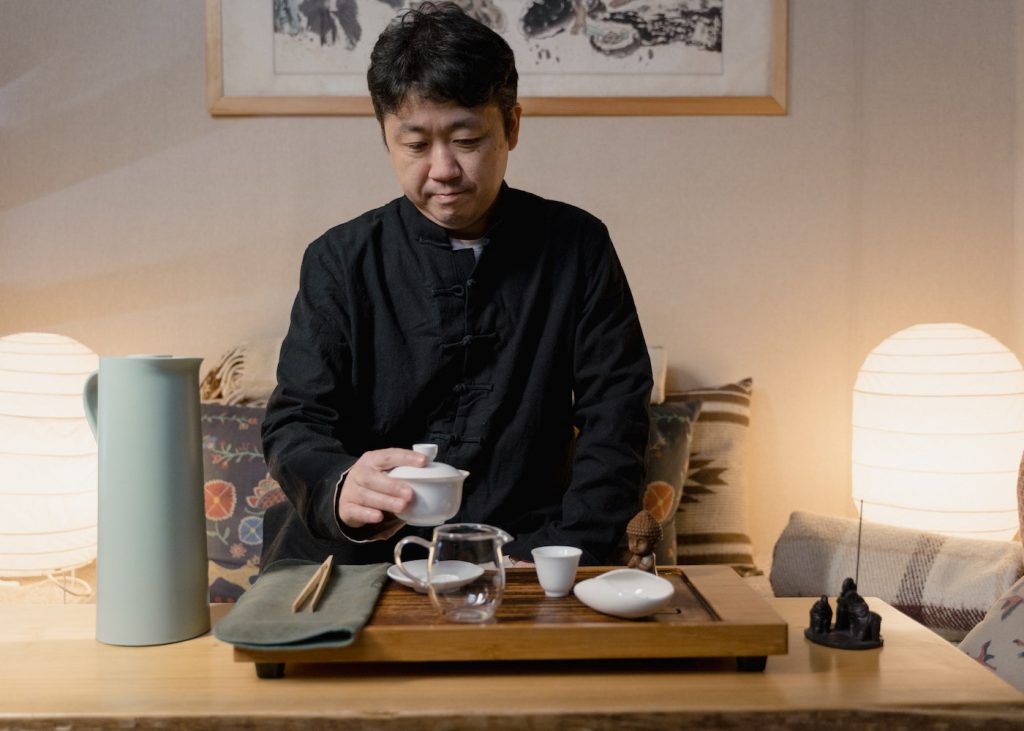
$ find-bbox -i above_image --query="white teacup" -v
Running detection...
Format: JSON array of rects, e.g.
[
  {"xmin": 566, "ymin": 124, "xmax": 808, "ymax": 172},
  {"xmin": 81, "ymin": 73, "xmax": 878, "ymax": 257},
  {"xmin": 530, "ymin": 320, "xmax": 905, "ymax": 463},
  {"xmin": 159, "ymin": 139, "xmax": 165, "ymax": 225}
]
[
  {"xmin": 531, "ymin": 545, "xmax": 583, "ymax": 598},
  {"xmin": 390, "ymin": 444, "xmax": 469, "ymax": 527}
]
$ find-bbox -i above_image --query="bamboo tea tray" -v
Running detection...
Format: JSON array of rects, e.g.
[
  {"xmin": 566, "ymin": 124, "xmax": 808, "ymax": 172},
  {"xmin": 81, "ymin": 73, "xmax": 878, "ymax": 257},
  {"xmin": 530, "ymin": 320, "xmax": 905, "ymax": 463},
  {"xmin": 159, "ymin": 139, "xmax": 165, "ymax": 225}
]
[{"xmin": 236, "ymin": 564, "xmax": 787, "ymax": 678}]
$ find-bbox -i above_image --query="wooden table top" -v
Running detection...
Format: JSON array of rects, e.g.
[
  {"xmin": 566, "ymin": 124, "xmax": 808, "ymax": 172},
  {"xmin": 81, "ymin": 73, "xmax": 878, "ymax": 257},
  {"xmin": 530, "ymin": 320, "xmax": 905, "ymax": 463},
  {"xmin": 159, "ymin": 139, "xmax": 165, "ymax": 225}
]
[{"xmin": 1, "ymin": 592, "xmax": 1021, "ymax": 729}]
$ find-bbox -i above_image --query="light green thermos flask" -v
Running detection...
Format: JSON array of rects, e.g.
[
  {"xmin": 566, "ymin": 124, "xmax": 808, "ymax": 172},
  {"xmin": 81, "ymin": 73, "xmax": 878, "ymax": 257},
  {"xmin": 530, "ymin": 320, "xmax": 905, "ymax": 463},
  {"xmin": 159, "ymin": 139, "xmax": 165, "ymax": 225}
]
[{"xmin": 83, "ymin": 355, "xmax": 210, "ymax": 645}]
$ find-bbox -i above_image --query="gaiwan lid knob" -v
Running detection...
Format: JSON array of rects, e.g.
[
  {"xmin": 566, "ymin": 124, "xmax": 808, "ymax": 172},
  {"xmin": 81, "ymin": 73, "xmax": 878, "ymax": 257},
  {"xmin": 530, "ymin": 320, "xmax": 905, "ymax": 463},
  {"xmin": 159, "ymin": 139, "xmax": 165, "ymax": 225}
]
[
  {"xmin": 389, "ymin": 444, "xmax": 464, "ymax": 480},
  {"xmin": 412, "ymin": 443, "xmax": 437, "ymax": 461}
]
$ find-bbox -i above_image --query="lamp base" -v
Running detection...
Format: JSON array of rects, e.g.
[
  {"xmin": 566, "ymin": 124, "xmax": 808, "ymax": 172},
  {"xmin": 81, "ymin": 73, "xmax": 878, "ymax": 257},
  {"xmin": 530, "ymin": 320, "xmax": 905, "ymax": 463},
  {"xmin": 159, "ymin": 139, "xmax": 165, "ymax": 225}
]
[{"xmin": 0, "ymin": 567, "xmax": 93, "ymax": 598}]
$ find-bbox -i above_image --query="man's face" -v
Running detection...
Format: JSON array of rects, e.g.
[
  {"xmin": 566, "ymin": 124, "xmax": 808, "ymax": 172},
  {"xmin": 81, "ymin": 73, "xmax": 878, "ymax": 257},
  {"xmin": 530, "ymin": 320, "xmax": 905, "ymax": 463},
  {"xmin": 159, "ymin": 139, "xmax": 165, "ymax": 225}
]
[{"xmin": 383, "ymin": 95, "xmax": 521, "ymax": 239}]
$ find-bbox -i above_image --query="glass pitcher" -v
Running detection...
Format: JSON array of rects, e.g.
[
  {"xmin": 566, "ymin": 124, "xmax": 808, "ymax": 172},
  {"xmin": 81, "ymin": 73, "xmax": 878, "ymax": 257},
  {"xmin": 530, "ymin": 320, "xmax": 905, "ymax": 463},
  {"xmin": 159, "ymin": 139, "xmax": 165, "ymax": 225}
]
[{"xmin": 394, "ymin": 523, "xmax": 512, "ymax": 623}]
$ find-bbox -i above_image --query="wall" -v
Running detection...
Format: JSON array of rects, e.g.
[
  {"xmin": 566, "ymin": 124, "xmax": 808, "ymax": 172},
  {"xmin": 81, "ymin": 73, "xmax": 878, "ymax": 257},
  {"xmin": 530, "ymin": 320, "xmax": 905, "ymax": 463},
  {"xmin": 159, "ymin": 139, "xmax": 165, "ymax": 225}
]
[
  {"xmin": 1, "ymin": 0, "xmax": 1018, "ymax": 566},
  {"xmin": 1017, "ymin": 3, "xmax": 1024, "ymax": 362}
]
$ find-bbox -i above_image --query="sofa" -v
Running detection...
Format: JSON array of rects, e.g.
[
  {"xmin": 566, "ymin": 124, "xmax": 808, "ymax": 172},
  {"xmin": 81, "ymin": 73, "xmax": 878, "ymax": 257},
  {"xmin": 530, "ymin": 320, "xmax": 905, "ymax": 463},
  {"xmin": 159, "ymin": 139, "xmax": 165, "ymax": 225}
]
[{"xmin": 199, "ymin": 367, "xmax": 761, "ymax": 600}]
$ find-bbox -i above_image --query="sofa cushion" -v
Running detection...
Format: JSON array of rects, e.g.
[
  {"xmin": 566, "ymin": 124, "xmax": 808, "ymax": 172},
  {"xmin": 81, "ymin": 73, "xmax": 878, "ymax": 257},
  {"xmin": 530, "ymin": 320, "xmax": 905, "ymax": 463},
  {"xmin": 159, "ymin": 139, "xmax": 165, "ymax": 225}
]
[
  {"xmin": 771, "ymin": 511, "xmax": 1024, "ymax": 642},
  {"xmin": 643, "ymin": 399, "xmax": 701, "ymax": 565},
  {"xmin": 201, "ymin": 403, "xmax": 284, "ymax": 602},
  {"xmin": 959, "ymin": 573, "xmax": 1024, "ymax": 692},
  {"xmin": 665, "ymin": 378, "xmax": 756, "ymax": 573}
]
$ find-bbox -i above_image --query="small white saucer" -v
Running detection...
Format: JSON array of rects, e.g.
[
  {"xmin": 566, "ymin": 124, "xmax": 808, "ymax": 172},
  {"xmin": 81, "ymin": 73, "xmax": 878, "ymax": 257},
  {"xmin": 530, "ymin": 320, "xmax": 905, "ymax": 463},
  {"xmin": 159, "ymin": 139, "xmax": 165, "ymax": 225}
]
[
  {"xmin": 573, "ymin": 568, "xmax": 675, "ymax": 619},
  {"xmin": 387, "ymin": 559, "xmax": 484, "ymax": 593}
]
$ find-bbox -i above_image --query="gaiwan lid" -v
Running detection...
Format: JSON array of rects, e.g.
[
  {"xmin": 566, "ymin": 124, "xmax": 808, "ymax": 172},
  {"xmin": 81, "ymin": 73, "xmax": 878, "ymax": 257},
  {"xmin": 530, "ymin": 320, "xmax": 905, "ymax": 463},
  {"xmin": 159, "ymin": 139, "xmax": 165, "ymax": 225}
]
[{"xmin": 390, "ymin": 444, "xmax": 464, "ymax": 481}]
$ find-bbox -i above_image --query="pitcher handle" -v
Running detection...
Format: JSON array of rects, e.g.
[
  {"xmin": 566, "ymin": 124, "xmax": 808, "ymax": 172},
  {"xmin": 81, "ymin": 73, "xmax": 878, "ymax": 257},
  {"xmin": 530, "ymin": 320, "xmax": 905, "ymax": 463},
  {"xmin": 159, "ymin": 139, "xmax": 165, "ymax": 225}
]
[
  {"xmin": 82, "ymin": 371, "xmax": 99, "ymax": 439},
  {"xmin": 393, "ymin": 535, "xmax": 432, "ymax": 591}
]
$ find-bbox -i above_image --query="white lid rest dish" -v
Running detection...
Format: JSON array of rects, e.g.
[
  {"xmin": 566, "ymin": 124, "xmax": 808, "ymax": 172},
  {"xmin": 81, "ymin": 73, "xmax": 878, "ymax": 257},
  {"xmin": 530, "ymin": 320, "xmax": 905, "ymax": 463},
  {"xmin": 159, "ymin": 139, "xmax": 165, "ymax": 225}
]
[{"xmin": 572, "ymin": 568, "xmax": 675, "ymax": 619}]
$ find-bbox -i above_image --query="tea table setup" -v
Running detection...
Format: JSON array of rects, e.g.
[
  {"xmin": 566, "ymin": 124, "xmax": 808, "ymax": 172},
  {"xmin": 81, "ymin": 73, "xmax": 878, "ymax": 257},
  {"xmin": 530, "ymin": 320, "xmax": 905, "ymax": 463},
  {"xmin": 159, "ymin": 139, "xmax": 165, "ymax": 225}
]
[
  {"xmin": 25, "ymin": 382, "xmax": 1023, "ymax": 729},
  {"xmin": 2, "ymin": 567, "xmax": 1023, "ymax": 730}
]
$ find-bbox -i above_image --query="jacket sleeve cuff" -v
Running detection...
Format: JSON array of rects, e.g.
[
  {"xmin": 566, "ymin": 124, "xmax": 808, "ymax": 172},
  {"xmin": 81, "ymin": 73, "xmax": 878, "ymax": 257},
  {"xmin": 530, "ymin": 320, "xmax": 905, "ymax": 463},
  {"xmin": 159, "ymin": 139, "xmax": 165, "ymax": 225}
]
[{"xmin": 332, "ymin": 468, "xmax": 406, "ymax": 543}]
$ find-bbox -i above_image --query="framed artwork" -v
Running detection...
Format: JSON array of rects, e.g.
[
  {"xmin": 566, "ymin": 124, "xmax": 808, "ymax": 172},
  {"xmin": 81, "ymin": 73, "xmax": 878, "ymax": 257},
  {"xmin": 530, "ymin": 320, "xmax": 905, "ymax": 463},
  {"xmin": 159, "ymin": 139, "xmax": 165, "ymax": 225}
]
[{"xmin": 206, "ymin": 0, "xmax": 787, "ymax": 116}]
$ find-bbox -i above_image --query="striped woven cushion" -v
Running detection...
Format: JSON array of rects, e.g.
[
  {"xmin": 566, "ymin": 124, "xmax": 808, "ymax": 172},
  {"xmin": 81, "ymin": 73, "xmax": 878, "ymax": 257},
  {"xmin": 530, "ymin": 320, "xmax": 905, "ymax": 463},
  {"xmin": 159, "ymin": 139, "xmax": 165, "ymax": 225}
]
[{"xmin": 665, "ymin": 378, "xmax": 756, "ymax": 573}]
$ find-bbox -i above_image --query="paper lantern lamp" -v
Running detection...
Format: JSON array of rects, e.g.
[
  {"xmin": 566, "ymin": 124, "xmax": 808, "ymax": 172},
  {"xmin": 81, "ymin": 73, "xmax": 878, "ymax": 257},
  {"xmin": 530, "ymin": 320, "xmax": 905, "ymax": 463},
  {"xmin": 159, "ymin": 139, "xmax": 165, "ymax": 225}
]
[
  {"xmin": 852, "ymin": 323, "xmax": 1024, "ymax": 541},
  {"xmin": 0, "ymin": 333, "xmax": 99, "ymax": 577}
]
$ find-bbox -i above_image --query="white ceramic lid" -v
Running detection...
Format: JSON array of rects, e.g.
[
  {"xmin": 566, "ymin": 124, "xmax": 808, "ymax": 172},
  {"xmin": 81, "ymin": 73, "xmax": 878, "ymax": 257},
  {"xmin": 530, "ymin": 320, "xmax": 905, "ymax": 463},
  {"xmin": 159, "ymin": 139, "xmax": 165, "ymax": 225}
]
[{"xmin": 390, "ymin": 444, "xmax": 463, "ymax": 481}]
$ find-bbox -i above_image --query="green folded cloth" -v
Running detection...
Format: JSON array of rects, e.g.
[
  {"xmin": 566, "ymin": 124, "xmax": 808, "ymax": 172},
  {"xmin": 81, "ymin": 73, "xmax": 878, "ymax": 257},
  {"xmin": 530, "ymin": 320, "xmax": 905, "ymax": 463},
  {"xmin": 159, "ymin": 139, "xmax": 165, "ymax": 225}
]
[{"xmin": 213, "ymin": 559, "xmax": 389, "ymax": 651}]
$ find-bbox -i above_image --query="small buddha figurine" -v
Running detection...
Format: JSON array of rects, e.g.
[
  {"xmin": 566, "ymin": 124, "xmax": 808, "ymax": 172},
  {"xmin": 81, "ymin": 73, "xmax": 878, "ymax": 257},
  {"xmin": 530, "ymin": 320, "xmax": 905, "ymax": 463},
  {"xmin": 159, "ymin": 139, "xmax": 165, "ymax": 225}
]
[{"xmin": 626, "ymin": 510, "xmax": 662, "ymax": 574}]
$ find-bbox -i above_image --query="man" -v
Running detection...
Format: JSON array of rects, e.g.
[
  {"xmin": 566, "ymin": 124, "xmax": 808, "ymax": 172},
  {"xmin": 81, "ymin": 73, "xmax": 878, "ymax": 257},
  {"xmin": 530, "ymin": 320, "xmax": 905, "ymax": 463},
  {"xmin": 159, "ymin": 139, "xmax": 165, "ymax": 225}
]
[{"xmin": 260, "ymin": 2, "xmax": 651, "ymax": 569}]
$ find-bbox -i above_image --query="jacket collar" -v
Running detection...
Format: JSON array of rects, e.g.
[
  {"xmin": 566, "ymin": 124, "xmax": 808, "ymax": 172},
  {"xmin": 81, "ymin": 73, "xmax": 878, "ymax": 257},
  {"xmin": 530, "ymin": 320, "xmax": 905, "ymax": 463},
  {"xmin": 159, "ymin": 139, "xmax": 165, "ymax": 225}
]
[{"xmin": 401, "ymin": 183, "xmax": 513, "ymax": 248}]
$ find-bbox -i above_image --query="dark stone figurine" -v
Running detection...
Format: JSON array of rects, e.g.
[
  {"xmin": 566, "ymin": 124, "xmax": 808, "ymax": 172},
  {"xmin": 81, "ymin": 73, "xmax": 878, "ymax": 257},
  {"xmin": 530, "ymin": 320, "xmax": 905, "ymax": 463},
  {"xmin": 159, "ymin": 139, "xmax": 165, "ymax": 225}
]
[
  {"xmin": 809, "ymin": 595, "xmax": 833, "ymax": 635},
  {"xmin": 834, "ymin": 577, "xmax": 858, "ymax": 632},
  {"xmin": 804, "ymin": 577, "xmax": 883, "ymax": 650},
  {"xmin": 847, "ymin": 592, "xmax": 883, "ymax": 643}
]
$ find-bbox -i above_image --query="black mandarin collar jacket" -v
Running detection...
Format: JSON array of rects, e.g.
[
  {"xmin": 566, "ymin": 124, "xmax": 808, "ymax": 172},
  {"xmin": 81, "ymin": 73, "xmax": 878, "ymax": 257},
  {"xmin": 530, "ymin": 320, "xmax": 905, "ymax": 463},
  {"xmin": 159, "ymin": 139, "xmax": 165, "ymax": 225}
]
[{"xmin": 260, "ymin": 184, "xmax": 652, "ymax": 566}]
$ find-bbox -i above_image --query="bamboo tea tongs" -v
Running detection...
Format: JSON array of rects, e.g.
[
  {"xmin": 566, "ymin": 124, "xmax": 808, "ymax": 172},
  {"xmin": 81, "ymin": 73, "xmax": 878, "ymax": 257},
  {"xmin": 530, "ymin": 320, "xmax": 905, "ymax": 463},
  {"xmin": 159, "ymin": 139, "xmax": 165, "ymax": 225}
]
[{"xmin": 291, "ymin": 555, "xmax": 334, "ymax": 613}]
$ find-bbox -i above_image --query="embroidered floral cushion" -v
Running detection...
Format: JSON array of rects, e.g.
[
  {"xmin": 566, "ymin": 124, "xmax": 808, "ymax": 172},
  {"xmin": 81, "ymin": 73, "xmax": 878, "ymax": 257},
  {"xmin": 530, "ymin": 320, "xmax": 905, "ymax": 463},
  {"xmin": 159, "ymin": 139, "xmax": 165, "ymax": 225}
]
[{"xmin": 200, "ymin": 403, "xmax": 284, "ymax": 602}]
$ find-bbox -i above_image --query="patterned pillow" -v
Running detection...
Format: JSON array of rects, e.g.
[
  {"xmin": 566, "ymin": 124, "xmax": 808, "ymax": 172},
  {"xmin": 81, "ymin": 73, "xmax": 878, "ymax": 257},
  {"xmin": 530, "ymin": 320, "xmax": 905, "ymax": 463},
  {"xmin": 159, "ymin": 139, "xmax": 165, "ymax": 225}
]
[
  {"xmin": 959, "ymin": 573, "xmax": 1024, "ymax": 691},
  {"xmin": 665, "ymin": 378, "xmax": 756, "ymax": 573},
  {"xmin": 642, "ymin": 400, "xmax": 701, "ymax": 565},
  {"xmin": 200, "ymin": 403, "xmax": 284, "ymax": 602}
]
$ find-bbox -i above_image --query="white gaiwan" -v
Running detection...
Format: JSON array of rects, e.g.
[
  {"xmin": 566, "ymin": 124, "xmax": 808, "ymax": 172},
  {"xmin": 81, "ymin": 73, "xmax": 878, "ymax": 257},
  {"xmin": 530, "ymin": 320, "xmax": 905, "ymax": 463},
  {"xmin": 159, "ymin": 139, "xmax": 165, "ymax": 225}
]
[
  {"xmin": 390, "ymin": 444, "xmax": 469, "ymax": 526},
  {"xmin": 573, "ymin": 568, "xmax": 675, "ymax": 619}
]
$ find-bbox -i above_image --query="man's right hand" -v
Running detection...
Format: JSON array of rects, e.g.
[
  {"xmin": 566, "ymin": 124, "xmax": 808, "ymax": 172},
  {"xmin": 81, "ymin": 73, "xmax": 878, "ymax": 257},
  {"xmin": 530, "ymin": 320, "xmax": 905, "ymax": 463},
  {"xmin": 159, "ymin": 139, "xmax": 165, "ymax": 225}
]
[{"xmin": 337, "ymin": 448, "xmax": 428, "ymax": 529}]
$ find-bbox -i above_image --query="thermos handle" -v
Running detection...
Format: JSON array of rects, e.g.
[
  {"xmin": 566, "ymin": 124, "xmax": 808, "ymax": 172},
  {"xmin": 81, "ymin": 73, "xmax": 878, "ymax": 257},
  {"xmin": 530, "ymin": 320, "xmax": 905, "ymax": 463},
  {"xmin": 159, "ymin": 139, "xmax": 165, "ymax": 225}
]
[{"xmin": 82, "ymin": 371, "xmax": 98, "ymax": 439}]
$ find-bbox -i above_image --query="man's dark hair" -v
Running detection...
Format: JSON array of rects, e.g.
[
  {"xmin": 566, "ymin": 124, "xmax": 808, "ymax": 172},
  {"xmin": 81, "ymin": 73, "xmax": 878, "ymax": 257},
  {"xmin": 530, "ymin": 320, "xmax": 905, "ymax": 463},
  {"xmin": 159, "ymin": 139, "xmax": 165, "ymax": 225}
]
[{"xmin": 367, "ymin": 2, "xmax": 519, "ymax": 136}]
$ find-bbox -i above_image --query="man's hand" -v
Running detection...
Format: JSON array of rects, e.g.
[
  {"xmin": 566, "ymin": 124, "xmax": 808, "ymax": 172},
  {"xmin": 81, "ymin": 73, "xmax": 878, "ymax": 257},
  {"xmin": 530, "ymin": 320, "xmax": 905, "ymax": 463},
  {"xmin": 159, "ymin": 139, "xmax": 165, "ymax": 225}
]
[{"xmin": 337, "ymin": 448, "xmax": 427, "ymax": 529}]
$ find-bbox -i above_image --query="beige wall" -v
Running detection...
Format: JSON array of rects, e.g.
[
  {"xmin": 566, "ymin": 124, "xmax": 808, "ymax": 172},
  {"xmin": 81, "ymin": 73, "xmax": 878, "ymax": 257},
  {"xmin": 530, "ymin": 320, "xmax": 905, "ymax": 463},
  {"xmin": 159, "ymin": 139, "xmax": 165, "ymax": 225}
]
[{"xmin": 1, "ymin": 0, "xmax": 1019, "ymax": 565}]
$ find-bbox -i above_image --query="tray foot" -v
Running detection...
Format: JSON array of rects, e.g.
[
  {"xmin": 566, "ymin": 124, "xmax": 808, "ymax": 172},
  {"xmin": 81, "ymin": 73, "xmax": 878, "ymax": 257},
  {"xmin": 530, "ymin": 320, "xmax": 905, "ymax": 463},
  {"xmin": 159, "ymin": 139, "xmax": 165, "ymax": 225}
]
[
  {"xmin": 736, "ymin": 656, "xmax": 767, "ymax": 672},
  {"xmin": 255, "ymin": 662, "xmax": 285, "ymax": 679}
]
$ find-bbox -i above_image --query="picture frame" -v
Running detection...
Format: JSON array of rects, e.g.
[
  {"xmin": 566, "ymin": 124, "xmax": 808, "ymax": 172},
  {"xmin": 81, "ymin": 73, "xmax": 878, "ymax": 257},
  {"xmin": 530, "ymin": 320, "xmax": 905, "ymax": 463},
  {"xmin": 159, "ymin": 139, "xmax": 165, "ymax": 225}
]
[{"xmin": 206, "ymin": 0, "xmax": 787, "ymax": 117}]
